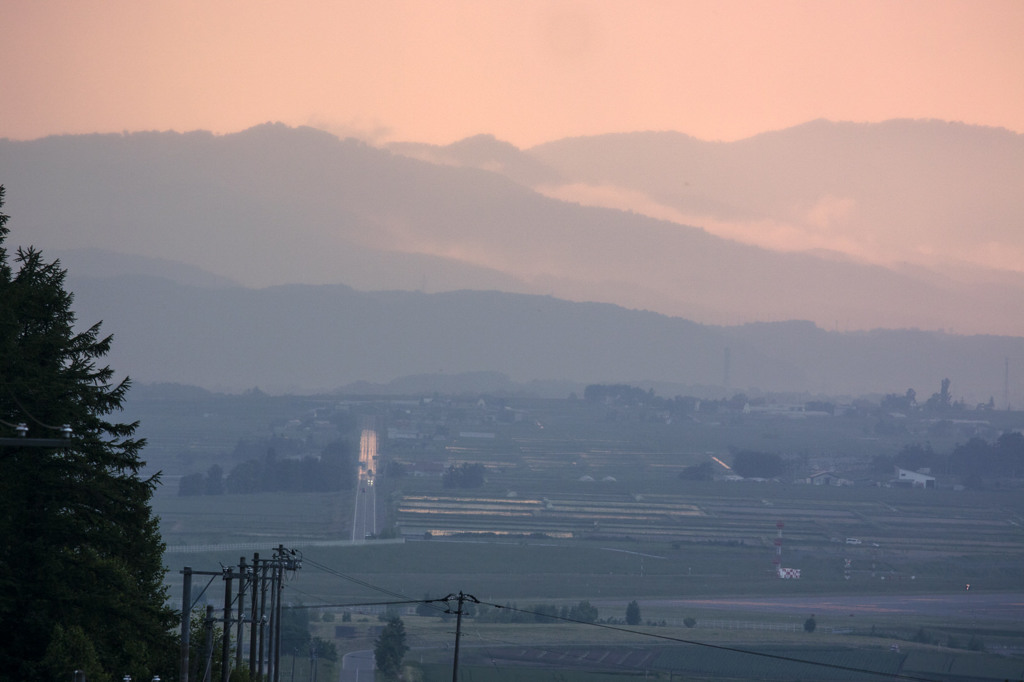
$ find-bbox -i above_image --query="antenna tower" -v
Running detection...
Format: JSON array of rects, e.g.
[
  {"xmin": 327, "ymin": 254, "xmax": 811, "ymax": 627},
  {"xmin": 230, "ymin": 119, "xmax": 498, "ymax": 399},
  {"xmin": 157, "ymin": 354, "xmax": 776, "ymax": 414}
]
[
  {"xmin": 1005, "ymin": 357, "xmax": 1011, "ymax": 411},
  {"xmin": 773, "ymin": 521, "xmax": 783, "ymax": 573}
]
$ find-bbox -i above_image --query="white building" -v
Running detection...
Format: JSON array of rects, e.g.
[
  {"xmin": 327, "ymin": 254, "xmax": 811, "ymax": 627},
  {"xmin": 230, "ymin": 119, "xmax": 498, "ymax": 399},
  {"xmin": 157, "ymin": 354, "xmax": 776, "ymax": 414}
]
[{"xmin": 894, "ymin": 467, "xmax": 936, "ymax": 489}]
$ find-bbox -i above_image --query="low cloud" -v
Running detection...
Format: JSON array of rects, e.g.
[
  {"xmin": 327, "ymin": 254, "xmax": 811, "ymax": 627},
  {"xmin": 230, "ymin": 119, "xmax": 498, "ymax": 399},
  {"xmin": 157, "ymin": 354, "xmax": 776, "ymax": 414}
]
[
  {"xmin": 536, "ymin": 181, "xmax": 1024, "ymax": 276},
  {"xmin": 306, "ymin": 116, "xmax": 394, "ymax": 144},
  {"xmin": 536, "ymin": 182, "xmax": 874, "ymax": 262}
]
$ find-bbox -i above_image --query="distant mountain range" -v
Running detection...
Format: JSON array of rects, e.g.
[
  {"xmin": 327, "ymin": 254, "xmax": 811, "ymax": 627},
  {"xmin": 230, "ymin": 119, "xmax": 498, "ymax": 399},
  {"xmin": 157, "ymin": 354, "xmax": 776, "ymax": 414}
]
[
  {"xmin": 56, "ymin": 269, "xmax": 1023, "ymax": 404},
  {"xmin": 397, "ymin": 119, "xmax": 1024, "ymax": 281},
  {"xmin": 1, "ymin": 121, "xmax": 1022, "ymax": 401},
  {"xmin": 2, "ymin": 120, "xmax": 1022, "ymax": 336}
]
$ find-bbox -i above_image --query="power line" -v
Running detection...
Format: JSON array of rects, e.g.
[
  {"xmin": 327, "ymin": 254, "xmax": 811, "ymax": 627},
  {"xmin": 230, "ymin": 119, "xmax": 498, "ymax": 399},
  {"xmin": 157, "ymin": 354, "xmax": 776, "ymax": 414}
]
[
  {"xmin": 275, "ymin": 586, "xmax": 942, "ymax": 682},
  {"xmin": 254, "ymin": 553, "xmax": 946, "ymax": 681},
  {"xmin": 479, "ymin": 601, "xmax": 943, "ymax": 682},
  {"xmin": 284, "ymin": 599, "xmax": 423, "ymax": 610},
  {"xmin": 300, "ymin": 555, "xmax": 449, "ymax": 615}
]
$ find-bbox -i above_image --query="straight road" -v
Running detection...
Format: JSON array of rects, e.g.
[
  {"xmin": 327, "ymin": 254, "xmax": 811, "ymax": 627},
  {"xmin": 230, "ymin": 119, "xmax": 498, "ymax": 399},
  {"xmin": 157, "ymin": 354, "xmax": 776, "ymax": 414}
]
[{"xmin": 351, "ymin": 424, "xmax": 378, "ymax": 542}]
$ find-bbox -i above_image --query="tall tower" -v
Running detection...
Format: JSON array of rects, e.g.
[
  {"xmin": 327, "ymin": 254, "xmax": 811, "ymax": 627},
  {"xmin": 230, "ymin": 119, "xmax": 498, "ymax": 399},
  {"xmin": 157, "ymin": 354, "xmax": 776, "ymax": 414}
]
[
  {"xmin": 773, "ymin": 521, "xmax": 783, "ymax": 574},
  {"xmin": 1005, "ymin": 357, "xmax": 1011, "ymax": 411},
  {"xmin": 724, "ymin": 346, "xmax": 732, "ymax": 390}
]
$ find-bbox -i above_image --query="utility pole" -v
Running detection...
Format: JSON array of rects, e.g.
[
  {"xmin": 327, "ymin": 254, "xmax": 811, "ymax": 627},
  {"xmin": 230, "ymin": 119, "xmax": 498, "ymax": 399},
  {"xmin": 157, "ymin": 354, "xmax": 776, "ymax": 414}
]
[
  {"xmin": 273, "ymin": 547, "xmax": 283, "ymax": 682},
  {"xmin": 180, "ymin": 567, "xmax": 192, "ymax": 682},
  {"xmin": 258, "ymin": 559, "xmax": 269, "ymax": 677},
  {"xmin": 178, "ymin": 548, "xmax": 300, "ymax": 682},
  {"xmin": 249, "ymin": 553, "xmax": 260, "ymax": 676},
  {"xmin": 445, "ymin": 592, "xmax": 478, "ymax": 682},
  {"xmin": 267, "ymin": 561, "xmax": 278, "ymax": 682},
  {"xmin": 221, "ymin": 567, "xmax": 233, "ymax": 682},
  {"xmin": 236, "ymin": 556, "xmax": 247, "ymax": 670},
  {"xmin": 181, "ymin": 566, "xmax": 240, "ymax": 682}
]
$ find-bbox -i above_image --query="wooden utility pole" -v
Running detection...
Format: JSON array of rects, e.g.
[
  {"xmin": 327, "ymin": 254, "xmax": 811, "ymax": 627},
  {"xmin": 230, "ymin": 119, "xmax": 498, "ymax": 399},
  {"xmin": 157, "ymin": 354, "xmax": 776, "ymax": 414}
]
[
  {"xmin": 249, "ymin": 553, "xmax": 260, "ymax": 675},
  {"xmin": 236, "ymin": 556, "xmax": 247, "ymax": 670},
  {"xmin": 221, "ymin": 567, "xmax": 233, "ymax": 682},
  {"xmin": 180, "ymin": 567, "xmax": 192, "ymax": 682},
  {"xmin": 273, "ymin": 546, "xmax": 283, "ymax": 682},
  {"xmin": 179, "ymin": 548, "xmax": 300, "ymax": 682},
  {"xmin": 258, "ymin": 559, "xmax": 269, "ymax": 676},
  {"xmin": 446, "ymin": 592, "xmax": 478, "ymax": 682}
]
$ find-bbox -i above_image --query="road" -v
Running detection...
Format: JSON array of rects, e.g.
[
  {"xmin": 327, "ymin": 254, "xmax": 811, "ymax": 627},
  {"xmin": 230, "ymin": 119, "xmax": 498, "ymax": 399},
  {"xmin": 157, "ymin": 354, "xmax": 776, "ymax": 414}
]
[
  {"xmin": 351, "ymin": 425, "xmax": 378, "ymax": 542},
  {"xmin": 340, "ymin": 649, "xmax": 374, "ymax": 682}
]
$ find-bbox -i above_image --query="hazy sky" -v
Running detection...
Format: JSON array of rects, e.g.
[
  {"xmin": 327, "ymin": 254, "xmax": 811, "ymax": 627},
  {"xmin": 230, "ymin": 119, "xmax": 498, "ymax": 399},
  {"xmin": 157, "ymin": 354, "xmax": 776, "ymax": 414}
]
[{"xmin": 2, "ymin": 1, "xmax": 1022, "ymax": 147}]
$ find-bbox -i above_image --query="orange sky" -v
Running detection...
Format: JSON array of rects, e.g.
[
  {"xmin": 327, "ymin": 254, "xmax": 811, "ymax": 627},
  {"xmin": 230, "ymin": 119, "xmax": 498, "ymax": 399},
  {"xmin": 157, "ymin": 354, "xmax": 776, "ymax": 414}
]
[{"xmin": 2, "ymin": 0, "xmax": 1022, "ymax": 147}]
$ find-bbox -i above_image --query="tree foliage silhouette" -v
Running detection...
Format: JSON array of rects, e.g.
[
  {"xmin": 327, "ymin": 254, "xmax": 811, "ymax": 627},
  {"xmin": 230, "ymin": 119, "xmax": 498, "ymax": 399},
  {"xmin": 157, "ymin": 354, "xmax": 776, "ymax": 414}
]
[
  {"xmin": 0, "ymin": 187, "xmax": 176, "ymax": 681},
  {"xmin": 374, "ymin": 616, "xmax": 408, "ymax": 680},
  {"xmin": 625, "ymin": 600, "xmax": 642, "ymax": 625}
]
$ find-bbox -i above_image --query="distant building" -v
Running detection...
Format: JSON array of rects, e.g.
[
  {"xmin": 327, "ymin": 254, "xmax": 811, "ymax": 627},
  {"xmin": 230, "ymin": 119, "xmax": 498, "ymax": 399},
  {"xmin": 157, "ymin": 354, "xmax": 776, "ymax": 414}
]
[
  {"xmin": 894, "ymin": 467, "xmax": 936, "ymax": 489},
  {"xmin": 806, "ymin": 471, "xmax": 853, "ymax": 486}
]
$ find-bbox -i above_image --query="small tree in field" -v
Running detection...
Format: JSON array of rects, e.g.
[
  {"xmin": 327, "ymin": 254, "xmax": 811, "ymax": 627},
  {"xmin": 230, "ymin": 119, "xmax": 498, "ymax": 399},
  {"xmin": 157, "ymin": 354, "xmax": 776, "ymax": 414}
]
[
  {"xmin": 625, "ymin": 600, "xmax": 642, "ymax": 625},
  {"xmin": 804, "ymin": 615, "xmax": 817, "ymax": 633},
  {"xmin": 374, "ymin": 616, "xmax": 408, "ymax": 680}
]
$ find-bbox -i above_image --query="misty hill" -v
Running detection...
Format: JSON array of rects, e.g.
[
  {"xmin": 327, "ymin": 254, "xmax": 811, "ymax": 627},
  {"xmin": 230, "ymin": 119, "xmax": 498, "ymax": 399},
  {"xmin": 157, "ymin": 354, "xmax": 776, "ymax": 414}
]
[
  {"xmin": 64, "ymin": 272, "xmax": 1022, "ymax": 403},
  {"xmin": 421, "ymin": 119, "xmax": 1024, "ymax": 283},
  {"xmin": 3, "ymin": 122, "xmax": 1023, "ymax": 335},
  {"xmin": 389, "ymin": 133, "xmax": 564, "ymax": 187}
]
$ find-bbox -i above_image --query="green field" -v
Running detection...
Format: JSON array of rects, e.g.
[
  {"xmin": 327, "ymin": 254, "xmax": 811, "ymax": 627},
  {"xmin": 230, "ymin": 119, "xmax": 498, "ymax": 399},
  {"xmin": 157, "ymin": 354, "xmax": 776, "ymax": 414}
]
[{"xmin": 146, "ymin": 390, "xmax": 1024, "ymax": 680}]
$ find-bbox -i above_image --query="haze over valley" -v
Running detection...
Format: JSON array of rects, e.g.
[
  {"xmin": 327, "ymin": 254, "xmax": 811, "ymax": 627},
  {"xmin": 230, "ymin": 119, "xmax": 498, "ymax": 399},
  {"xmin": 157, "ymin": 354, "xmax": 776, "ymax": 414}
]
[
  {"xmin": 4, "ymin": 4, "xmax": 1024, "ymax": 680},
  {"xmin": 2, "ymin": 121, "xmax": 1022, "ymax": 402}
]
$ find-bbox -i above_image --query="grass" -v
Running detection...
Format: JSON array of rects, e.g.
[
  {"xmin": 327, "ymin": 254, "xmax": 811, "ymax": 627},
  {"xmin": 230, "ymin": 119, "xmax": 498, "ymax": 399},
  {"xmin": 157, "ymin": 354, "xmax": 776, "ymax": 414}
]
[
  {"xmin": 354, "ymin": 615, "xmax": 1024, "ymax": 682},
  {"xmin": 143, "ymin": 391, "xmax": 1024, "ymax": 680}
]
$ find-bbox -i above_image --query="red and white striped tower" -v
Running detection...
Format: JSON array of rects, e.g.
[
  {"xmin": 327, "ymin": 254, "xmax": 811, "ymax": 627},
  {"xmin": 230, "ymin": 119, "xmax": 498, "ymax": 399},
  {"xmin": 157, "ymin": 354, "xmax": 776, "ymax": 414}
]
[{"xmin": 773, "ymin": 521, "xmax": 784, "ymax": 574}]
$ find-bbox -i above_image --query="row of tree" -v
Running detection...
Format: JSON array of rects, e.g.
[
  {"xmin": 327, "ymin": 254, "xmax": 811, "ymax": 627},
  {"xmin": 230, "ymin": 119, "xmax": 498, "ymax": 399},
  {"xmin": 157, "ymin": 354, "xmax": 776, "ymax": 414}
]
[
  {"xmin": 441, "ymin": 461, "xmax": 486, "ymax": 488},
  {"xmin": 179, "ymin": 439, "xmax": 356, "ymax": 495},
  {"xmin": 881, "ymin": 379, "xmax": 997, "ymax": 414},
  {"xmin": 473, "ymin": 599, "xmax": 601, "ymax": 624},
  {"xmin": 875, "ymin": 432, "xmax": 1024, "ymax": 482},
  {"xmin": 680, "ymin": 450, "xmax": 788, "ymax": 481}
]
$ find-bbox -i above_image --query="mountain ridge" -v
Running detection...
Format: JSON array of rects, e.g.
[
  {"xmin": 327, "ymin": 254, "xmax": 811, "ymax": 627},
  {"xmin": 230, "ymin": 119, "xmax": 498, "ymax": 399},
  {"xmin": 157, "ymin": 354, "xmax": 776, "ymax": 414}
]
[
  {"xmin": 2, "ymin": 119, "xmax": 1022, "ymax": 339},
  {"xmin": 59, "ymin": 271, "xmax": 1024, "ymax": 404}
]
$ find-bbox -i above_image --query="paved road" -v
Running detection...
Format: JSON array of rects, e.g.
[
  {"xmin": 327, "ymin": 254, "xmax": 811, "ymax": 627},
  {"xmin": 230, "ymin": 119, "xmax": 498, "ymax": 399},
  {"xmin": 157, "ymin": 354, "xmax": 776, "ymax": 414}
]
[
  {"xmin": 340, "ymin": 649, "xmax": 373, "ymax": 682},
  {"xmin": 351, "ymin": 427, "xmax": 378, "ymax": 542}
]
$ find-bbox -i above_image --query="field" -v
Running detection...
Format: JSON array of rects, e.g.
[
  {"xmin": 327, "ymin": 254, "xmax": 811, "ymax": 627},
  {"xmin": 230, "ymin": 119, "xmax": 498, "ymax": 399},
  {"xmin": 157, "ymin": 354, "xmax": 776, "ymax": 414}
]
[
  {"xmin": 147, "ymin": 391, "xmax": 1024, "ymax": 680},
  {"xmin": 159, "ymin": 484, "xmax": 1024, "ymax": 681}
]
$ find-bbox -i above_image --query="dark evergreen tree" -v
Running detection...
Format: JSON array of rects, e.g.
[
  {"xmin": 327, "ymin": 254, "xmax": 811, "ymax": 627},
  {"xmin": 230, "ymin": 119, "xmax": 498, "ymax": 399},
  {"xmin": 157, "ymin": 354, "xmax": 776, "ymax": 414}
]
[
  {"xmin": 442, "ymin": 461, "xmax": 486, "ymax": 488},
  {"xmin": 373, "ymin": 616, "xmax": 408, "ymax": 681},
  {"xmin": 0, "ymin": 187, "xmax": 177, "ymax": 681},
  {"xmin": 568, "ymin": 600, "xmax": 599, "ymax": 623},
  {"xmin": 179, "ymin": 471, "xmax": 206, "ymax": 496},
  {"xmin": 280, "ymin": 603, "xmax": 312, "ymax": 654},
  {"xmin": 625, "ymin": 600, "xmax": 642, "ymax": 625},
  {"xmin": 679, "ymin": 461, "xmax": 714, "ymax": 481},
  {"xmin": 205, "ymin": 463, "xmax": 225, "ymax": 495},
  {"xmin": 731, "ymin": 450, "xmax": 787, "ymax": 479}
]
